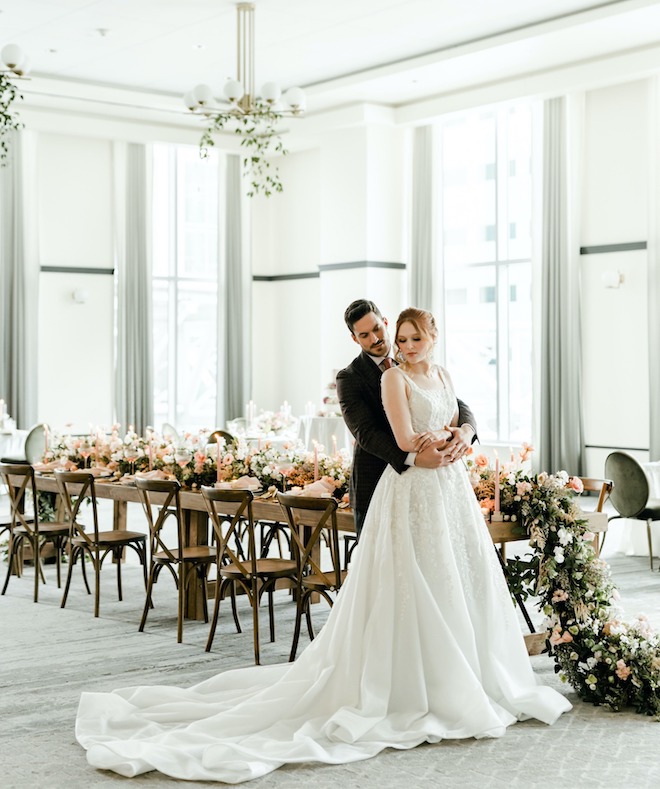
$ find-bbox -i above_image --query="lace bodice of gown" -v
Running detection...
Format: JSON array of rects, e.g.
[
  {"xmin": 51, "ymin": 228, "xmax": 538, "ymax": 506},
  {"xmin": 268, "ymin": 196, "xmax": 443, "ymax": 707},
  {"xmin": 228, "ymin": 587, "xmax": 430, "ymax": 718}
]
[{"xmin": 399, "ymin": 367, "xmax": 457, "ymax": 434}]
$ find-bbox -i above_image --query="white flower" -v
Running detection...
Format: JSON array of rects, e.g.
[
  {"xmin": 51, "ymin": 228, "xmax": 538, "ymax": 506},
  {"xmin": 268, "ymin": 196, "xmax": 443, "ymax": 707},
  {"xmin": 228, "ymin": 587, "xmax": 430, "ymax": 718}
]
[
  {"xmin": 557, "ymin": 527, "xmax": 573, "ymax": 546},
  {"xmin": 553, "ymin": 546, "xmax": 565, "ymax": 564}
]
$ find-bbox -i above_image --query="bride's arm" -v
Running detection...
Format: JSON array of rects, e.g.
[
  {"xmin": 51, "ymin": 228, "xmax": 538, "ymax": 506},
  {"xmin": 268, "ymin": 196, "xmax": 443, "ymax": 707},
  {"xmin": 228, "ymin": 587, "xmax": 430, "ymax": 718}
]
[
  {"xmin": 439, "ymin": 366, "xmax": 476, "ymax": 447},
  {"xmin": 381, "ymin": 369, "xmax": 440, "ymax": 452}
]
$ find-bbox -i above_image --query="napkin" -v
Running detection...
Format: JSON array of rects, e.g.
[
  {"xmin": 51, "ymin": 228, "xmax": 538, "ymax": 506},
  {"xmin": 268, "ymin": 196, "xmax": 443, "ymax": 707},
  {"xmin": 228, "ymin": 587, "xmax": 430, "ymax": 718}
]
[
  {"xmin": 214, "ymin": 475, "xmax": 261, "ymax": 491},
  {"xmin": 287, "ymin": 478, "xmax": 336, "ymax": 498},
  {"xmin": 79, "ymin": 466, "xmax": 111, "ymax": 478},
  {"xmin": 33, "ymin": 459, "xmax": 77, "ymax": 472},
  {"xmin": 135, "ymin": 469, "xmax": 173, "ymax": 481}
]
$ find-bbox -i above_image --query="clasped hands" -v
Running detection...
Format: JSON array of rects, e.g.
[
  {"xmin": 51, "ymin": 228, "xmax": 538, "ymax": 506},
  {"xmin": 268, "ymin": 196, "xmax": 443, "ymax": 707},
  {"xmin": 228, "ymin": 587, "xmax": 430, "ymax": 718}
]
[{"xmin": 413, "ymin": 424, "xmax": 473, "ymax": 469}]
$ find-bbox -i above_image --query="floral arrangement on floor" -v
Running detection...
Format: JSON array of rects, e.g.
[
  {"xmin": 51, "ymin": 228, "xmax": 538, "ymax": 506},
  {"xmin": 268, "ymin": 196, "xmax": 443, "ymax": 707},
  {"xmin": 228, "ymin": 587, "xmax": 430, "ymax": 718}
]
[
  {"xmin": 467, "ymin": 448, "xmax": 660, "ymax": 717},
  {"xmin": 44, "ymin": 426, "xmax": 351, "ymax": 499}
]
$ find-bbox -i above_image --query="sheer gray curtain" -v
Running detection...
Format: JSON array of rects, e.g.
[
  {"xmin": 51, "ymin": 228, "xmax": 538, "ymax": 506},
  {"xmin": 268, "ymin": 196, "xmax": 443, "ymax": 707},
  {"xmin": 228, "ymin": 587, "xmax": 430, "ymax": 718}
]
[
  {"xmin": 0, "ymin": 131, "xmax": 38, "ymax": 429},
  {"xmin": 650, "ymin": 226, "xmax": 660, "ymax": 460},
  {"xmin": 410, "ymin": 125, "xmax": 433, "ymax": 310},
  {"xmin": 539, "ymin": 97, "xmax": 584, "ymax": 474},
  {"xmin": 222, "ymin": 154, "xmax": 250, "ymax": 421},
  {"xmin": 114, "ymin": 142, "xmax": 153, "ymax": 433}
]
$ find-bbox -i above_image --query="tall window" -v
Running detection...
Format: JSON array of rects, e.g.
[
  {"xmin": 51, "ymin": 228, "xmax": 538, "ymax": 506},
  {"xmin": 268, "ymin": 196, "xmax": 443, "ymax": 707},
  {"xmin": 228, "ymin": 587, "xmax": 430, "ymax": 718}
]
[
  {"xmin": 152, "ymin": 144, "xmax": 221, "ymax": 432},
  {"xmin": 439, "ymin": 104, "xmax": 535, "ymax": 443}
]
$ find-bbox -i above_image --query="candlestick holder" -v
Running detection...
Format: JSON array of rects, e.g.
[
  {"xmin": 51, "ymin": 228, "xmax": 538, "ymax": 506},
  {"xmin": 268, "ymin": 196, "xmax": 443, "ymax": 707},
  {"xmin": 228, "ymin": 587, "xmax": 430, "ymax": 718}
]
[{"xmin": 491, "ymin": 512, "xmax": 505, "ymax": 522}]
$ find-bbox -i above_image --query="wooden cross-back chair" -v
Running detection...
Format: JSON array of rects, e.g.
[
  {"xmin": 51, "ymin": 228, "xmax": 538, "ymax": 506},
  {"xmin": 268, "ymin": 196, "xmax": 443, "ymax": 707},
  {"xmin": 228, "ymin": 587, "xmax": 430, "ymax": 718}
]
[
  {"xmin": 202, "ymin": 487, "xmax": 298, "ymax": 664},
  {"xmin": 0, "ymin": 462, "xmax": 69, "ymax": 603},
  {"xmin": 579, "ymin": 477, "xmax": 613, "ymax": 512},
  {"xmin": 56, "ymin": 470, "xmax": 147, "ymax": 617},
  {"xmin": 136, "ymin": 478, "xmax": 216, "ymax": 643},
  {"xmin": 276, "ymin": 493, "xmax": 347, "ymax": 661},
  {"xmin": 577, "ymin": 477, "xmax": 613, "ymax": 557}
]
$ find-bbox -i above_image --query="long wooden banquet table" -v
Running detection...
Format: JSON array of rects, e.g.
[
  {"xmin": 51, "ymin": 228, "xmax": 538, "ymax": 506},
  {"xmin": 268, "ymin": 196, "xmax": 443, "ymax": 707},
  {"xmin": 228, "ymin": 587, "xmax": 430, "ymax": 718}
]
[{"xmin": 27, "ymin": 473, "xmax": 603, "ymax": 653}]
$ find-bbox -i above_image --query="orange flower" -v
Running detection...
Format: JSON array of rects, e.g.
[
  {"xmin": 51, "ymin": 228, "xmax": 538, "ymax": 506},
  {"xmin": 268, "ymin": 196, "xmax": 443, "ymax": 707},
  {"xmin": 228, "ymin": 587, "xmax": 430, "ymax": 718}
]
[
  {"xmin": 519, "ymin": 442, "xmax": 534, "ymax": 462},
  {"xmin": 475, "ymin": 454, "xmax": 488, "ymax": 468}
]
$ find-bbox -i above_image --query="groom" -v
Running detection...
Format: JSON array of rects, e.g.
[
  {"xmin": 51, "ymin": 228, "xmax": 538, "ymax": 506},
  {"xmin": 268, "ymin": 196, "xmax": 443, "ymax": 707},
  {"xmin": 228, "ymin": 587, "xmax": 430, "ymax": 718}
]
[{"xmin": 337, "ymin": 299, "xmax": 477, "ymax": 537}]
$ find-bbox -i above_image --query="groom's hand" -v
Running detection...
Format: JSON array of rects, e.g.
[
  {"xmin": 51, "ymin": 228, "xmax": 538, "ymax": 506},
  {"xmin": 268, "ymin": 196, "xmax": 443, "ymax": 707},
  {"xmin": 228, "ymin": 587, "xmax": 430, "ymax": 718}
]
[
  {"xmin": 414, "ymin": 439, "xmax": 452, "ymax": 468},
  {"xmin": 442, "ymin": 424, "xmax": 474, "ymax": 463},
  {"xmin": 415, "ymin": 426, "xmax": 474, "ymax": 468}
]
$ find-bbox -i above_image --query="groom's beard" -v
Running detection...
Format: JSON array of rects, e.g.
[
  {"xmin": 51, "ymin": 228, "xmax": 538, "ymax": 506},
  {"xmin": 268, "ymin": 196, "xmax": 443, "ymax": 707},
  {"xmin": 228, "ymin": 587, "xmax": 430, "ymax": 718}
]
[{"xmin": 370, "ymin": 339, "xmax": 388, "ymax": 355}]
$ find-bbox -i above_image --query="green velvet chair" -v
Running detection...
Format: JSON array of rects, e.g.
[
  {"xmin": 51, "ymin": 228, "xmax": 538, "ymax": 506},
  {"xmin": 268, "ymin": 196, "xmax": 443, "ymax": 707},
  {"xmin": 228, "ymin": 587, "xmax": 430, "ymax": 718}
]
[{"xmin": 604, "ymin": 451, "xmax": 660, "ymax": 570}]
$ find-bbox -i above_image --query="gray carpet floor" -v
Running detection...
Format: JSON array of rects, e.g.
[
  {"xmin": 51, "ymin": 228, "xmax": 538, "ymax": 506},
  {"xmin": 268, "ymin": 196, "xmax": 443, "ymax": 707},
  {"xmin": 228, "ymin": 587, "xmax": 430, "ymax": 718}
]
[{"xmin": 2, "ymin": 533, "xmax": 660, "ymax": 788}]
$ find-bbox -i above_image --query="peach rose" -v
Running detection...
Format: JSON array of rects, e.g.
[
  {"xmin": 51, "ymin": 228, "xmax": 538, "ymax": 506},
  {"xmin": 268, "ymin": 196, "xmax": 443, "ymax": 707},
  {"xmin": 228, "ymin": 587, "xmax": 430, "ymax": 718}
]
[
  {"xmin": 568, "ymin": 476, "xmax": 584, "ymax": 494},
  {"xmin": 549, "ymin": 628, "xmax": 573, "ymax": 646},
  {"xmin": 475, "ymin": 454, "xmax": 489, "ymax": 468},
  {"xmin": 615, "ymin": 660, "xmax": 631, "ymax": 680}
]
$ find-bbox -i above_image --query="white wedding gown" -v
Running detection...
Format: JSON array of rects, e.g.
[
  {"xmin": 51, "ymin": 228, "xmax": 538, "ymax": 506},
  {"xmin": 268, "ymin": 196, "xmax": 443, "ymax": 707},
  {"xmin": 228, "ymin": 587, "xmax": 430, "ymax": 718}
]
[{"xmin": 76, "ymin": 375, "xmax": 571, "ymax": 782}]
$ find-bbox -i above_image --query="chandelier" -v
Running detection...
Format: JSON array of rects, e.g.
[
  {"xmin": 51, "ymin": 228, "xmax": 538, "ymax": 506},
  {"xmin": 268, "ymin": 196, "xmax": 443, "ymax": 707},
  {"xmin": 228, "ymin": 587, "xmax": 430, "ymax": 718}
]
[
  {"xmin": 184, "ymin": 3, "xmax": 305, "ymax": 197},
  {"xmin": 0, "ymin": 43, "xmax": 30, "ymax": 164}
]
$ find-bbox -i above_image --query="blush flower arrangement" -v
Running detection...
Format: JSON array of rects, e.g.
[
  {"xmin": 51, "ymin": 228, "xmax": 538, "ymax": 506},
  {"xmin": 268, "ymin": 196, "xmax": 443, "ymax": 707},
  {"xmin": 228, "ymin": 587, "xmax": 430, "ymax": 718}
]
[
  {"xmin": 466, "ymin": 447, "xmax": 660, "ymax": 717},
  {"xmin": 253, "ymin": 410, "xmax": 298, "ymax": 436},
  {"xmin": 46, "ymin": 426, "xmax": 351, "ymax": 500}
]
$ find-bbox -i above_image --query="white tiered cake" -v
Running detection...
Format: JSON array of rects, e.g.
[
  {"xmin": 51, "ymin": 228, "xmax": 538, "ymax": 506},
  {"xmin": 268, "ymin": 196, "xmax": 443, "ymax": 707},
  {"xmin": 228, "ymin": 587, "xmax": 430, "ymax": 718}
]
[{"xmin": 320, "ymin": 370, "xmax": 342, "ymax": 416}]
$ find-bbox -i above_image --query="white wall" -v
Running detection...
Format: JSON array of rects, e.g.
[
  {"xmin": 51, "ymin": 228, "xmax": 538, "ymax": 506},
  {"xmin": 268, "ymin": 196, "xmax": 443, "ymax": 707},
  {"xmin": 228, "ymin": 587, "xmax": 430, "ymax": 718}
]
[
  {"xmin": 36, "ymin": 133, "xmax": 115, "ymax": 432},
  {"xmin": 251, "ymin": 277, "xmax": 322, "ymax": 415},
  {"xmin": 252, "ymin": 121, "xmax": 409, "ymax": 418},
  {"xmin": 580, "ymin": 79, "xmax": 652, "ymax": 475},
  {"xmin": 251, "ymin": 149, "xmax": 321, "ymax": 276},
  {"xmin": 251, "ymin": 149, "xmax": 323, "ymax": 414}
]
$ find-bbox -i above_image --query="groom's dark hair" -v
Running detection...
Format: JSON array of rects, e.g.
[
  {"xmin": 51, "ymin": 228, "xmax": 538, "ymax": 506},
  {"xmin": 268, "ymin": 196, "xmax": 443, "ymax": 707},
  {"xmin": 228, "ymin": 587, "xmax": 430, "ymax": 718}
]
[{"xmin": 344, "ymin": 299, "xmax": 383, "ymax": 334}]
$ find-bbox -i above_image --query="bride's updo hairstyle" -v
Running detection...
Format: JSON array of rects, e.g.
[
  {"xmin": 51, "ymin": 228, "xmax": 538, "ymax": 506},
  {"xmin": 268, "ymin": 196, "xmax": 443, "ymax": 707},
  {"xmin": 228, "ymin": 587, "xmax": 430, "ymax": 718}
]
[
  {"xmin": 395, "ymin": 308, "xmax": 438, "ymax": 363},
  {"xmin": 395, "ymin": 307, "xmax": 438, "ymax": 341}
]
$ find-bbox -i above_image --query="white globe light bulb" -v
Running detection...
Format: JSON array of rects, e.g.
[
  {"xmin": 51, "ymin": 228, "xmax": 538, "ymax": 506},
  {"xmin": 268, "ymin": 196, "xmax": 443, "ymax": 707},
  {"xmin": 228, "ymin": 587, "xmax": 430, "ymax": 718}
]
[
  {"xmin": 14, "ymin": 57, "xmax": 31, "ymax": 77},
  {"xmin": 183, "ymin": 91, "xmax": 197, "ymax": 111},
  {"xmin": 261, "ymin": 82, "xmax": 281, "ymax": 104},
  {"xmin": 2, "ymin": 43, "xmax": 25, "ymax": 70},
  {"xmin": 223, "ymin": 79, "xmax": 244, "ymax": 103},
  {"xmin": 192, "ymin": 83, "xmax": 213, "ymax": 106},
  {"xmin": 284, "ymin": 86, "xmax": 306, "ymax": 112}
]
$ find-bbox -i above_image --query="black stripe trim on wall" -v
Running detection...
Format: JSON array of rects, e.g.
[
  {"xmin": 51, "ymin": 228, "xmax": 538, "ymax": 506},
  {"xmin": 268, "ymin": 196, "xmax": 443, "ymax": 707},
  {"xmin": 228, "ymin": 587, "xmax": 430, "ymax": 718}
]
[
  {"xmin": 253, "ymin": 261, "xmax": 406, "ymax": 282},
  {"xmin": 41, "ymin": 266, "xmax": 115, "ymax": 275},
  {"xmin": 319, "ymin": 261, "xmax": 406, "ymax": 272},
  {"xmin": 585, "ymin": 444, "xmax": 649, "ymax": 452},
  {"xmin": 579, "ymin": 242, "xmax": 646, "ymax": 255},
  {"xmin": 253, "ymin": 272, "xmax": 320, "ymax": 282}
]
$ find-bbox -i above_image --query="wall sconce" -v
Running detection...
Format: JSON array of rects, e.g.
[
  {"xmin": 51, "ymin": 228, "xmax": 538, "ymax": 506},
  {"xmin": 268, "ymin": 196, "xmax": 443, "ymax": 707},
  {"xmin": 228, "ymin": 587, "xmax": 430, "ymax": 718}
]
[
  {"xmin": 72, "ymin": 288, "xmax": 89, "ymax": 304},
  {"xmin": 601, "ymin": 271, "xmax": 623, "ymax": 289}
]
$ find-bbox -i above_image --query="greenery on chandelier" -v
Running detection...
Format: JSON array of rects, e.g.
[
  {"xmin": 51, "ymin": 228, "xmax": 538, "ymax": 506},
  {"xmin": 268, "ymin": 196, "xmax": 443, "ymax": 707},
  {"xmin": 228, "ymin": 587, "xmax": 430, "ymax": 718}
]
[
  {"xmin": 0, "ymin": 72, "xmax": 23, "ymax": 164},
  {"xmin": 468, "ymin": 454, "xmax": 660, "ymax": 717},
  {"xmin": 199, "ymin": 102, "xmax": 287, "ymax": 198}
]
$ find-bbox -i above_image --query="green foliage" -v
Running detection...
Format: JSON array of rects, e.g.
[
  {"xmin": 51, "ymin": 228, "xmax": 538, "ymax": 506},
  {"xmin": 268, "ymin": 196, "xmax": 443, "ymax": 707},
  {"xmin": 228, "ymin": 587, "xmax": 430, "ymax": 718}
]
[
  {"xmin": 468, "ymin": 458, "xmax": 660, "ymax": 717},
  {"xmin": 37, "ymin": 491, "xmax": 57, "ymax": 523},
  {"xmin": 0, "ymin": 73, "xmax": 23, "ymax": 164},
  {"xmin": 199, "ymin": 103, "xmax": 287, "ymax": 197}
]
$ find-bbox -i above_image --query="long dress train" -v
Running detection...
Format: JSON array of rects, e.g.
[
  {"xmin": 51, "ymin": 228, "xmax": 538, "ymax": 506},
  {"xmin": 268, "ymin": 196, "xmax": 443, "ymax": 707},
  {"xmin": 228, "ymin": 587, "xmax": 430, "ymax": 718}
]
[{"xmin": 76, "ymin": 375, "xmax": 571, "ymax": 782}]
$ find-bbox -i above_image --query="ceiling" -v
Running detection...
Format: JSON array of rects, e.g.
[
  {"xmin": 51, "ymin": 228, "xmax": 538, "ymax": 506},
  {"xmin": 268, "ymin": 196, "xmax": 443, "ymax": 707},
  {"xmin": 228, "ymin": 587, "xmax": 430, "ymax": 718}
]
[{"xmin": 3, "ymin": 0, "xmax": 660, "ymax": 124}]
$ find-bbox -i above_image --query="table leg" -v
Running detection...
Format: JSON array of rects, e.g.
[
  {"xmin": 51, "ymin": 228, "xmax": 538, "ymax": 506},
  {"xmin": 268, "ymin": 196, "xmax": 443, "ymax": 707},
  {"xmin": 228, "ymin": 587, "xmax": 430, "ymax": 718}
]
[
  {"xmin": 183, "ymin": 509, "xmax": 209, "ymax": 621},
  {"xmin": 113, "ymin": 500, "xmax": 127, "ymax": 532},
  {"xmin": 112, "ymin": 500, "xmax": 127, "ymax": 563}
]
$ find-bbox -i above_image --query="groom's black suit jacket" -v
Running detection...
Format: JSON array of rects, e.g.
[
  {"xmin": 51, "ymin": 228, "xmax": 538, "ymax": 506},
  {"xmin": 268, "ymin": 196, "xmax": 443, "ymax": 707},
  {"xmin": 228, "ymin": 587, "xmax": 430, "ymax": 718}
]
[{"xmin": 336, "ymin": 351, "xmax": 477, "ymax": 518}]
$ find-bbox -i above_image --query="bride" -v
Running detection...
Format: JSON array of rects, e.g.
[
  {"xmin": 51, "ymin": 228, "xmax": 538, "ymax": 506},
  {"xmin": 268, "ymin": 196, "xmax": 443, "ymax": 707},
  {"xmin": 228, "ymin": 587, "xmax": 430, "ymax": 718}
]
[{"xmin": 76, "ymin": 307, "xmax": 571, "ymax": 783}]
